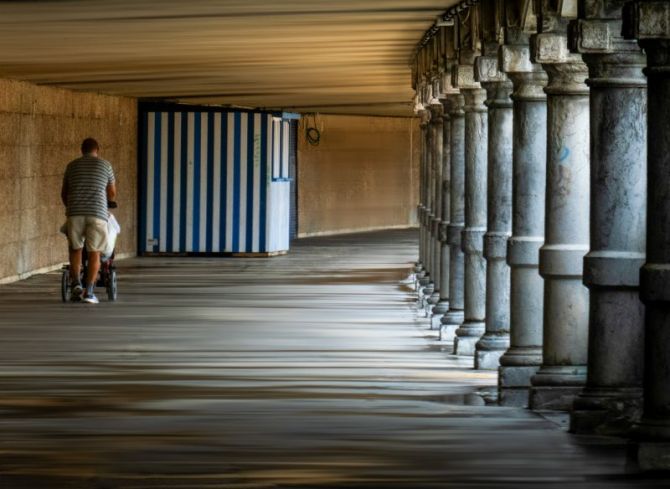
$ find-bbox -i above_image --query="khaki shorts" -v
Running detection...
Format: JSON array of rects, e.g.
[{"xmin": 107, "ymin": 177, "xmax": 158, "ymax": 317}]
[{"xmin": 66, "ymin": 216, "xmax": 108, "ymax": 252}]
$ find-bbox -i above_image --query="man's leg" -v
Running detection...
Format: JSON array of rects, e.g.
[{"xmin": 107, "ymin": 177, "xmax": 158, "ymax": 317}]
[
  {"xmin": 85, "ymin": 251, "xmax": 101, "ymax": 295},
  {"xmin": 66, "ymin": 216, "xmax": 86, "ymax": 300},
  {"xmin": 69, "ymin": 248, "xmax": 82, "ymax": 283},
  {"xmin": 82, "ymin": 217, "xmax": 107, "ymax": 303}
]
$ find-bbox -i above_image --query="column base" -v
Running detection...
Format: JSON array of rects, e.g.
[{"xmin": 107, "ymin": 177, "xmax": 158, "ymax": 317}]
[
  {"xmin": 498, "ymin": 365, "xmax": 539, "ymax": 407},
  {"xmin": 418, "ymin": 276, "xmax": 431, "ymax": 287},
  {"xmin": 431, "ymin": 300, "xmax": 449, "ymax": 329},
  {"xmin": 637, "ymin": 442, "xmax": 670, "ymax": 472},
  {"xmin": 499, "ymin": 346, "xmax": 543, "ymax": 367},
  {"xmin": 432, "ymin": 299, "xmax": 449, "ymax": 315},
  {"xmin": 417, "ymin": 282, "xmax": 434, "ymax": 314},
  {"xmin": 453, "ymin": 321, "xmax": 485, "ymax": 356},
  {"xmin": 439, "ymin": 323, "xmax": 459, "ymax": 342},
  {"xmin": 439, "ymin": 309, "xmax": 463, "ymax": 342},
  {"xmin": 529, "ymin": 366, "xmax": 587, "ymax": 411},
  {"xmin": 419, "ymin": 281, "xmax": 434, "ymax": 296},
  {"xmin": 475, "ymin": 349, "xmax": 504, "ymax": 370},
  {"xmin": 413, "ymin": 273, "xmax": 425, "ymax": 291},
  {"xmin": 570, "ymin": 387, "xmax": 643, "ymax": 436},
  {"xmin": 632, "ymin": 418, "xmax": 670, "ymax": 471},
  {"xmin": 422, "ymin": 291, "xmax": 439, "ymax": 317},
  {"xmin": 474, "ymin": 333, "xmax": 510, "ymax": 370}
]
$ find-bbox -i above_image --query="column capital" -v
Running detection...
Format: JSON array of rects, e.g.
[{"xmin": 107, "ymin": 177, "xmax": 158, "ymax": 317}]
[
  {"xmin": 475, "ymin": 55, "xmax": 513, "ymax": 109},
  {"xmin": 542, "ymin": 61, "xmax": 589, "ymax": 96},
  {"xmin": 475, "ymin": 55, "xmax": 507, "ymax": 84},
  {"xmin": 431, "ymin": 74, "xmax": 445, "ymax": 101},
  {"xmin": 623, "ymin": 1, "xmax": 670, "ymax": 40},
  {"xmin": 566, "ymin": 2, "xmax": 646, "ymax": 88},
  {"xmin": 461, "ymin": 86, "xmax": 488, "ymax": 113},
  {"xmin": 428, "ymin": 101, "xmax": 444, "ymax": 121},
  {"xmin": 443, "ymin": 92, "xmax": 465, "ymax": 119},
  {"xmin": 623, "ymin": 1, "xmax": 670, "ymax": 70},
  {"xmin": 438, "ymin": 68, "xmax": 460, "ymax": 102},
  {"xmin": 531, "ymin": 32, "xmax": 583, "ymax": 66},
  {"xmin": 452, "ymin": 63, "xmax": 481, "ymax": 91},
  {"xmin": 426, "ymin": 76, "xmax": 442, "ymax": 106},
  {"xmin": 418, "ymin": 109, "xmax": 431, "ymax": 127},
  {"xmin": 569, "ymin": 18, "xmax": 640, "ymax": 54},
  {"xmin": 499, "ymin": 44, "xmax": 541, "ymax": 75}
]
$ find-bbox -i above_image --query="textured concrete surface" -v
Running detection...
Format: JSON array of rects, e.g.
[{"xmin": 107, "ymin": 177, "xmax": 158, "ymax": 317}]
[
  {"xmin": 0, "ymin": 78, "xmax": 137, "ymax": 283},
  {"xmin": 297, "ymin": 115, "xmax": 419, "ymax": 237},
  {"xmin": 0, "ymin": 229, "xmax": 668, "ymax": 488}
]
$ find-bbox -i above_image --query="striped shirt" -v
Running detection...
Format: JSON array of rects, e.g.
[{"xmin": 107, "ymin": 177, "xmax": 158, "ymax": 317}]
[{"xmin": 63, "ymin": 155, "xmax": 115, "ymax": 221}]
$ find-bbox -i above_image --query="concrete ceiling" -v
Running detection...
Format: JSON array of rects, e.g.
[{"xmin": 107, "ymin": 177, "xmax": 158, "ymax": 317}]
[{"xmin": 0, "ymin": 0, "xmax": 459, "ymax": 116}]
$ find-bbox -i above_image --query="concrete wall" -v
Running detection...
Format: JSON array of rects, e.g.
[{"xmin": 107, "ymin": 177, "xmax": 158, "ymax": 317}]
[
  {"xmin": 0, "ymin": 79, "xmax": 137, "ymax": 283},
  {"xmin": 297, "ymin": 114, "xmax": 420, "ymax": 237}
]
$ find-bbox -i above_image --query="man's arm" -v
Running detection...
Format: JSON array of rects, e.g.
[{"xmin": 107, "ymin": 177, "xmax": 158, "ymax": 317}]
[
  {"xmin": 61, "ymin": 178, "xmax": 68, "ymax": 207},
  {"xmin": 107, "ymin": 182, "xmax": 117, "ymax": 202}
]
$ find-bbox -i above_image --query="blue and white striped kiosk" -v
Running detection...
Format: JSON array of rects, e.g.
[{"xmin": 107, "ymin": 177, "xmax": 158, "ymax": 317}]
[{"xmin": 139, "ymin": 105, "xmax": 297, "ymax": 256}]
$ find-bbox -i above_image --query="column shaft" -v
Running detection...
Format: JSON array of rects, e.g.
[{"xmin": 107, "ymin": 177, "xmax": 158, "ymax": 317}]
[
  {"xmin": 420, "ymin": 111, "xmax": 435, "ymax": 305},
  {"xmin": 623, "ymin": 0, "xmax": 670, "ymax": 470},
  {"xmin": 475, "ymin": 57, "xmax": 513, "ymax": 370},
  {"xmin": 418, "ymin": 114, "xmax": 432, "ymax": 291},
  {"xmin": 569, "ymin": 16, "xmax": 647, "ymax": 434},
  {"xmin": 498, "ymin": 44, "xmax": 547, "ymax": 407},
  {"xmin": 440, "ymin": 94, "xmax": 466, "ymax": 341},
  {"xmin": 429, "ymin": 103, "xmax": 444, "ymax": 308},
  {"xmin": 454, "ymin": 85, "xmax": 488, "ymax": 356},
  {"xmin": 530, "ymin": 52, "xmax": 591, "ymax": 411},
  {"xmin": 432, "ymin": 104, "xmax": 451, "ymax": 327},
  {"xmin": 416, "ymin": 111, "xmax": 427, "ymax": 285},
  {"xmin": 641, "ymin": 42, "xmax": 670, "ymax": 434}
]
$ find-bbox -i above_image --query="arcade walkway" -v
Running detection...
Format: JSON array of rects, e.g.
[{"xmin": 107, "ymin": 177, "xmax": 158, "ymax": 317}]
[{"xmin": 0, "ymin": 230, "xmax": 664, "ymax": 488}]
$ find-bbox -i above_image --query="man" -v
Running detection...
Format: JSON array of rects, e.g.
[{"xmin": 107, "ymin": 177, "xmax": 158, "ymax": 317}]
[{"xmin": 61, "ymin": 138, "xmax": 117, "ymax": 304}]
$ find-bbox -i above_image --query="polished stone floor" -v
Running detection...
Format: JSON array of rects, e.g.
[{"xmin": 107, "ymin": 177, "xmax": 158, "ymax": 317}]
[{"xmin": 0, "ymin": 229, "xmax": 667, "ymax": 488}]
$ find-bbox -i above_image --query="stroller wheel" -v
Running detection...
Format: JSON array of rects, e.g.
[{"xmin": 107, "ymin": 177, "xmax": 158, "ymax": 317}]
[
  {"xmin": 61, "ymin": 269, "xmax": 70, "ymax": 303},
  {"xmin": 107, "ymin": 268, "xmax": 118, "ymax": 301}
]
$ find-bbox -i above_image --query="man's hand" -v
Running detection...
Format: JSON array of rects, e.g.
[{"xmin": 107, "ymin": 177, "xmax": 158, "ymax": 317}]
[{"xmin": 107, "ymin": 182, "xmax": 117, "ymax": 202}]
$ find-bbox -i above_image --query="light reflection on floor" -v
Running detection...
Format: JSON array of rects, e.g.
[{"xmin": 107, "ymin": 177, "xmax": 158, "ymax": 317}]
[{"xmin": 0, "ymin": 230, "xmax": 667, "ymax": 488}]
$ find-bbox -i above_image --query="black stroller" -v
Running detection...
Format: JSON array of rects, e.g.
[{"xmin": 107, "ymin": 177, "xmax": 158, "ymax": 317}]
[{"xmin": 61, "ymin": 202, "xmax": 119, "ymax": 302}]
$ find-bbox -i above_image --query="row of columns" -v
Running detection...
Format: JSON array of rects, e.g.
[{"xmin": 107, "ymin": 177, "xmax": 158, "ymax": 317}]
[{"xmin": 413, "ymin": 0, "xmax": 670, "ymax": 470}]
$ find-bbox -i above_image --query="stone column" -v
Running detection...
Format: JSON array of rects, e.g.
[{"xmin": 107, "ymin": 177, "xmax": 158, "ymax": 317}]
[
  {"xmin": 419, "ymin": 108, "xmax": 435, "ymax": 310},
  {"xmin": 623, "ymin": 0, "xmax": 670, "ymax": 471},
  {"xmin": 415, "ymin": 109, "xmax": 427, "ymax": 282},
  {"xmin": 474, "ymin": 55, "xmax": 513, "ymax": 370},
  {"xmin": 428, "ymin": 100, "xmax": 444, "ymax": 310},
  {"xmin": 440, "ymin": 93, "xmax": 466, "ymax": 342},
  {"xmin": 432, "ymin": 96, "xmax": 452, "ymax": 329},
  {"xmin": 569, "ymin": 4, "xmax": 647, "ymax": 435},
  {"xmin": 453, "ymin": 65, "xmax": 488, "ymax": 356},
  {"xmin": 417, "ymin": 109, "xmax": 432, "ymax": 292},
  {"xmin": 529, "ymin": 31, "xmax": 591, "ymax": 411},
  {"xmin": 498, "ymin": 43, "xmax": 547, "ymax": 407}
]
